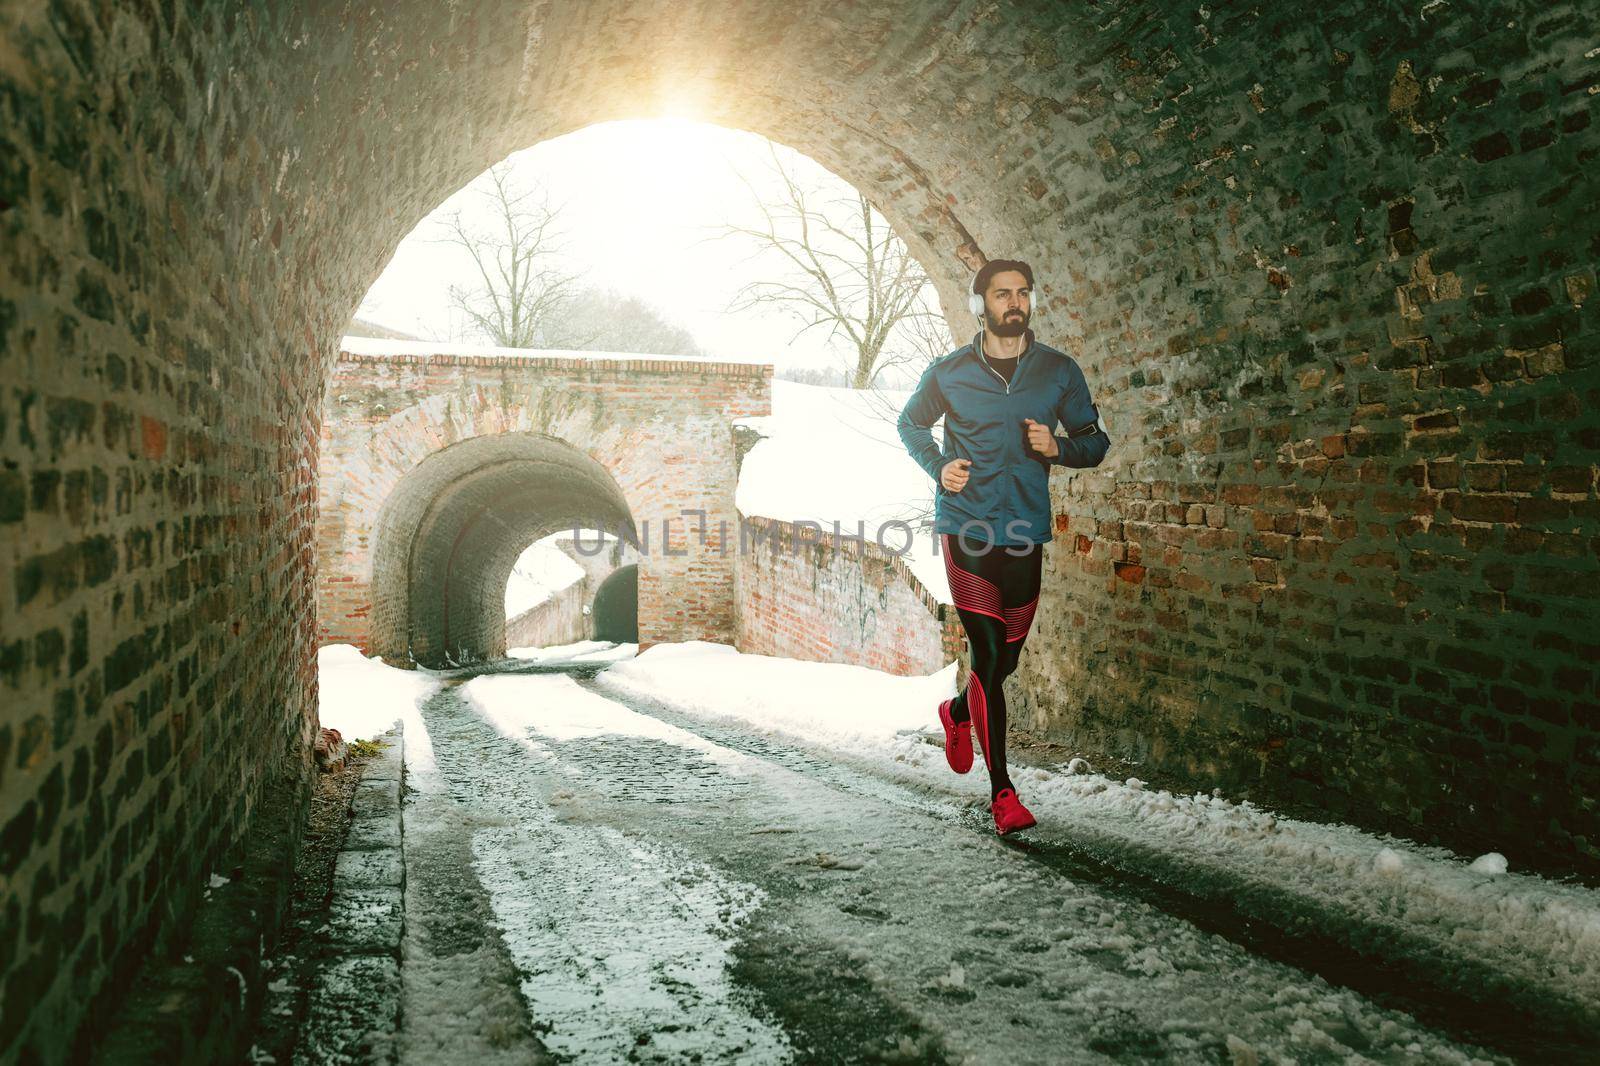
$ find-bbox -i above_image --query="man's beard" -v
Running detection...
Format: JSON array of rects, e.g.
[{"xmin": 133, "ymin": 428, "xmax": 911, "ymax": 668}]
[{"xmin": 987, "ymin": 308, "xmax": 1029, "ymax": 338}]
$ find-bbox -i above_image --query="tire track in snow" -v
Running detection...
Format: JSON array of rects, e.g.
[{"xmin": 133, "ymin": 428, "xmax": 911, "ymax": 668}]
[
  {"xmin": 424, "ymin": 679, "xmax": 792, "ymax": 1063},
  {"xmin": 440, "ymin": 666, "xmax": 1507, "ymax": 1063}
]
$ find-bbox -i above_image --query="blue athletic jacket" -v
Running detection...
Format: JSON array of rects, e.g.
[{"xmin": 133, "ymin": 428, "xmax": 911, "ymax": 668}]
[{"xmin": 898, "ymin": 330, "xmax": 1110, "ymax": 545}]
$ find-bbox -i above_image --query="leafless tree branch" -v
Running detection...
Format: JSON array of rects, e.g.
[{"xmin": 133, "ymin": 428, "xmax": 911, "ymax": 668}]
[
  {"xmin": 714, "ymin": 146, "xmax": 941, "ymax": 389},
  {"xmin": 428, "ymin": 161, "xmax": 581, "ymax": 348}
]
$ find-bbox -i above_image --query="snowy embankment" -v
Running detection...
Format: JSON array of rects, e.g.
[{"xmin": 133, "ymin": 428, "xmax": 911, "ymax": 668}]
[
  {"xmin": 508, "ymin": 639, "xmax": 639, "ymax": 663},
  {"xmin": 592, "ymin": 641, "xmax": 1600, "ymax": 1033},
  {"xmin": 317, "ymin": 644, "xmax": 440, "ymax": 742},
  {"xmin": 504, "ymin": 536, "xmax": 588, "ymax": 619},
  {"xmin": 734, "ymin": 380, "xmax": 950, "ymax": 602}
]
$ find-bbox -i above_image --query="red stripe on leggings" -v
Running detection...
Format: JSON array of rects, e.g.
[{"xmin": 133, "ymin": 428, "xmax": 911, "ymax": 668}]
[
  {"xmin": 1004, "ymin": 596, "xmax": 1038, "ymax": 642},
  {"xmin": 942, "ymin": 534, "xmax": 1004, "ymax": 622},
  {"xmin": 968, "ymin": 673, "xmax": 992, "ymax": 771}
]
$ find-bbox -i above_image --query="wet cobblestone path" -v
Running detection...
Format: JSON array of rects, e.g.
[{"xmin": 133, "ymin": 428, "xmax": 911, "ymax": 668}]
[{"xmin": 386, "ymin": 659, "xmax": 1506, "ymax": 1065}]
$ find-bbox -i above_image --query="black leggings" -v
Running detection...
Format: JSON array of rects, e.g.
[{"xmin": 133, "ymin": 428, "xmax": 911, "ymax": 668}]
[{"xmin": 941, "ymin": 532, "xmax": 1043, "ymax": 798}]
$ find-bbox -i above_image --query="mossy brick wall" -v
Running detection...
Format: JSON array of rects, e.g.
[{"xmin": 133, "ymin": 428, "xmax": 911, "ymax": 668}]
[
  {"xmin": 1, "ymin": 0, "xmax": 1597, "ymax": 1056},
  {"xmin": 316, "ymin": 348, "xmax": 770, "ymax": 667},
  {"xmin": 998, "ymin": 1, "xmax": 1600, "ymax": 872},
  {"xmin": 0, "ymin": 4, "xmax": 330, "ymax": 1060}
]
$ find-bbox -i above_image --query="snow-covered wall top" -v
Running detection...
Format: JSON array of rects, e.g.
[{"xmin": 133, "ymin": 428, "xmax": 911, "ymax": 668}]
[{"xmin": 340, "ymin": 335, "xmax": 771, "ymax": 373}]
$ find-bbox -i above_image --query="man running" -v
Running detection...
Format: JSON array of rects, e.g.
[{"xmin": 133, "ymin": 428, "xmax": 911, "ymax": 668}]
[{"xmin": 897, "ymin": 259, "xmax": 1111, "ymax": 835}]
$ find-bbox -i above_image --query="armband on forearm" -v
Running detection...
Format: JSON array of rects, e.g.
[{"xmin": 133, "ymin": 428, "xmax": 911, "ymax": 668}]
[{"xmin": 1067, "ymin": 405, "xmax": 1107, "ymax": 439}]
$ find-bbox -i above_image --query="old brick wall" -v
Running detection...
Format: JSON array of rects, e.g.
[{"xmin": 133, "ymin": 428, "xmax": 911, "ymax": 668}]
[
  {"xmin": 2, "ymin": 0, "xmax": 1597, "ymax": 1057},
  {"xmin": 735, "ymin": 516, "xmax": 963, "ymax": 677},
  {"xmin": 984, "ymin": 2, "xmax": 1600, "ymax": 870},
  {"xmin": 504, "ymin": 580, "xmax": 589, "ymax": 651},
  {"xmin": 0, "ymin": 4, "xmax": 345, "ymax": 1059},
  {"xmin": 316, "ymin": 348, "xmax": 769, "ymax": 666}
]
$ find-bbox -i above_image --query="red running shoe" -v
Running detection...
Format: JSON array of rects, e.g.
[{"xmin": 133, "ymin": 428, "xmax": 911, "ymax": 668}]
[
  {"xmin": 991, "ymin": 788, "xmax": 1037, "ymax": 835},
  {"xmin": 938, "ymin": 698, "xmax": 973, "ymax": 774}
]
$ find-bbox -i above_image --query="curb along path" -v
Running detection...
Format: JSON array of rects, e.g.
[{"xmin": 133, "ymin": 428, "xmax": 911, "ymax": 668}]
[{"xmin": 295, "ymin": 726, "xmax": 405, "ymax": 1064}]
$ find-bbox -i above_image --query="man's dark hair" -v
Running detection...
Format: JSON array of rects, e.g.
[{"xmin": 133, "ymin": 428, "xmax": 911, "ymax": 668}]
[{"xmin": 972, "ymin": 258, "xmax": 1034, "ymax": 295}]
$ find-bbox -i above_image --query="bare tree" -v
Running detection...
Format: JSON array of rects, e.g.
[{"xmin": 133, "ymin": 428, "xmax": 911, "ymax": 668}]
[
  {"xmin": 718, "ymin": 145, "xmax": 941, "ymax": 389},
  {"xmin": 542, "ymin": 287, "xmax": 705, "ymax": 356},
  {"xmin": 434, "ymin": 162, "xmax": 580, "ymax": 348}
]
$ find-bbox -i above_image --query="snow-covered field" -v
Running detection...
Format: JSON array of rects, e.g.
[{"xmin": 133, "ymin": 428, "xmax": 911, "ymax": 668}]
[{"xmin": 735, "ymin": 380, "xmax": 950, "ymax": 602}]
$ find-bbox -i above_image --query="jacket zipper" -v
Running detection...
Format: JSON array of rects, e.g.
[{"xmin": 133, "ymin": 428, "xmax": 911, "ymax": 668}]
[
  {"xmin": 982, "ymin": 357, "xmax": 1011, "ymax": 393},
  {"xmin": 981, "ymin": 345, "xmax": 1014, "ymax": 532},
  {"xmin": 979, "ymin": 341, "xmax": 1013, "ymax": 394}
]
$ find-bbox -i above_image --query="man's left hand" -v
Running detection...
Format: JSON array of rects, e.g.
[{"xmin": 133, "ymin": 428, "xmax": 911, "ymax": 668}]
[{"xmin": 1023, "ymin": 418, "xmax": 1058, "ymax": 459}]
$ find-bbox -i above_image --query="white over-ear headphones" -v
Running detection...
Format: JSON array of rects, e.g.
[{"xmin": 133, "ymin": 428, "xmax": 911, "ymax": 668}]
[{"xmin": 970, "ymin": 261, "xmax": 1037, "ymax": 321}]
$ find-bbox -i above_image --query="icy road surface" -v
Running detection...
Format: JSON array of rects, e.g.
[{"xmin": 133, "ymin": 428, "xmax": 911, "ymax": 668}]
[{"xmin": 387, "ymin": 658, "xmax": 1515, "ymax": 1065}]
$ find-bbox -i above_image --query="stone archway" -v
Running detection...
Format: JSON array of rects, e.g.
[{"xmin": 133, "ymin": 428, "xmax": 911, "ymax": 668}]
[
  {"xmin": 369, "ymin": 433, "xmax": 634, "ymax": 667},
  {"xmin": 315, "ymin": 346, "xmax": 769, "ymax": 661},
  {"xmin": 6, "ymin": 2, "xmax": 1599, "ymax": 1055}
]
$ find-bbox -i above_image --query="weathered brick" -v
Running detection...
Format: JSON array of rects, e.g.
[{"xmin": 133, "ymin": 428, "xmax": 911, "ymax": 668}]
[{"xmin": 1113, "ymin": 561, "xmax": 1146, "ymax": 584}]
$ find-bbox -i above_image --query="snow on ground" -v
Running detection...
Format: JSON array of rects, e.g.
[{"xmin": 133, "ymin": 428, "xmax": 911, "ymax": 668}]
[
  {"xmin": 440, "ymin": 664, "xmax": 1507, "ymax": 1063},
  {"xmin": 507, "ymin": 639, "xmax": 639, "ymax": 663},
  {"xmin": 594, "ymin": 640, "xmax": 954, "ymax": 754},
  {"xmin": 503, "ymin": 533, "xmax": 588, "ymax": 619},
  {"xmin": 470, "ymin": 818, "xmax": 788, "ymax": 1063},
  {"xmin": 735, "ymin": 380, "xmax": 950, "ymax": 602},
  {"xmin": 452, "ymin": 671, "xmax": 792, "ymax": 1060},
  {"xmin": 593, "ymin": 641, "xmax": 1600, "ymax": 1017},
  {"xmin": 317, "ymin": 643, "xmax": 440, "ymax": 742},
  {"xmin": 463, "ymin": 672, "xmax": 740, "ymax": 769}
]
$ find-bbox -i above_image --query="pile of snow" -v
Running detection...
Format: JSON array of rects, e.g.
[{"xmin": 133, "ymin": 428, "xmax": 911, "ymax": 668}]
[
  {"xmin": 592, "ymin": 641, "xmax": 1600, "ymax": 1017},
  {"xmin": 735, "ymin": 381, "xmax": 949, "ymax": 602},
  {"xmin": 317, "ymin": 644, "xmax": 440, "ymax": 742},
  {"xmin": 504, "ymin": 534, "xmax": 588, "ymax": 618}
]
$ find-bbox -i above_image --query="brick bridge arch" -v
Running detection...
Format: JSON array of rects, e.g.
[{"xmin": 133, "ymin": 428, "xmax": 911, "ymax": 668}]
[
  {"xmin": 370, "ymin": 434, "xmax": 630, "ymax": 668},
  {"xmin": 318, "ymin": 346, "xmax": 770, "ymax": 666},
  {"xmin": 6, "ymin": 2, "xmax": 1599, "ymax": 1055}
]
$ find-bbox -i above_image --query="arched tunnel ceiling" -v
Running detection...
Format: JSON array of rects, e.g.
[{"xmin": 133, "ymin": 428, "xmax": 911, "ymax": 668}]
[
  {"xmin": 143, "ymin": 0, "xmax": 1600, "ymax": 850},
  {"xmin": 371, "ymin": 433, "xmax": 634, "ymax": 665},
  {"xmin": 4, "ymin": 4, "xmax": 1599, "ymax": 1057},
  {"xmin": 309, "ymin": 0, "xmax": 1117, "ymax": 350}
]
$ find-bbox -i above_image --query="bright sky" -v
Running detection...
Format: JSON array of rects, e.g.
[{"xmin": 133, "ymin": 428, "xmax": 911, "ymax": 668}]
[{"xmin": 356, "ymin": 119, "xmax": 940, "ymax": 384}]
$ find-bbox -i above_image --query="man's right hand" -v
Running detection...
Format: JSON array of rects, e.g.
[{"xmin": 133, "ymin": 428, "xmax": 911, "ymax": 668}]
[{"xmin": 940, "ymin": 458, "xmax": 973, "ymax": 493}]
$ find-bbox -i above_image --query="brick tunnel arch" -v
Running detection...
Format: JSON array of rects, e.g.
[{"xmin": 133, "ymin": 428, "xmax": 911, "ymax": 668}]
[
  {"xmin": 316, "ymin": 347, "xmax": 769, "ymax": 659},
  {"xmin": 369, "ymin": 433, "xmax": 636, "ymax": 667},
  {"xmin": 6, "ymin": 2, "xmax": 1600, "ymax": 1057}
]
